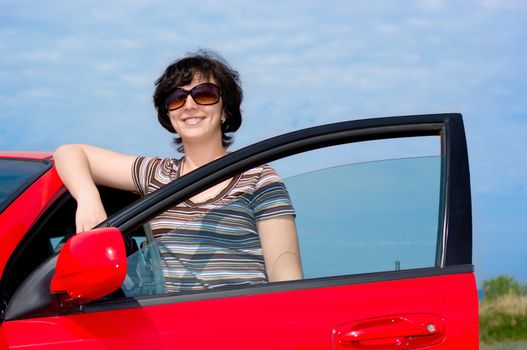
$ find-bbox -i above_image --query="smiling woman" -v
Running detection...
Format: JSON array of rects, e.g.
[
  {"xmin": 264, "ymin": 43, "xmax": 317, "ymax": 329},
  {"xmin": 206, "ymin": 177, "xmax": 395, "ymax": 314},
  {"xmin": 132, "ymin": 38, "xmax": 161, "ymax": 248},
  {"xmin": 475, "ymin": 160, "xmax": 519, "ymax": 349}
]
[
  {"xmin": 53, "ymin": 49, "xmax": 303, "ymax": 292},
  {"xmin": 153, "ymin": 50, "xmax": 243, "ymax": 153}
]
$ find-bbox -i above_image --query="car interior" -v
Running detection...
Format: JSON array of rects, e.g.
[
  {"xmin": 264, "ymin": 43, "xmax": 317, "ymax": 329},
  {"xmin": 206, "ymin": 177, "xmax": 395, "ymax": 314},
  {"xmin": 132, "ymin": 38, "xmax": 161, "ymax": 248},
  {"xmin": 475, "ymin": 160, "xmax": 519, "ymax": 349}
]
[{"xmin": 0, "ymin": 186, "xmax": 143, "ymax": 313}]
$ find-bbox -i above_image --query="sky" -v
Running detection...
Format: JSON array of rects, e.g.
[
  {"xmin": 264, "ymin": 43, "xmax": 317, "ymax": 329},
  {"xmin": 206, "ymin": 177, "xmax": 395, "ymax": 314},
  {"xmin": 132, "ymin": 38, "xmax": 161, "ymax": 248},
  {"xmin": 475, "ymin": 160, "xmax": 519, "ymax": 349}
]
[{"xmin": 1, "ymin": 0, "xmax": 526, "ymax": 287}]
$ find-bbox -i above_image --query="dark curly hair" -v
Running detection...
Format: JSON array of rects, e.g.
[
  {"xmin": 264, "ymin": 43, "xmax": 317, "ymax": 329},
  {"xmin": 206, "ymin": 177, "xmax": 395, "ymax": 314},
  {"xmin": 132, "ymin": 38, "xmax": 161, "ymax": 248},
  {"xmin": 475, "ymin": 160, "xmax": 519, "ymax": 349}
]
[{"xmin": 153, "ymin": 49, "xmax": 243, "ymax": 152}]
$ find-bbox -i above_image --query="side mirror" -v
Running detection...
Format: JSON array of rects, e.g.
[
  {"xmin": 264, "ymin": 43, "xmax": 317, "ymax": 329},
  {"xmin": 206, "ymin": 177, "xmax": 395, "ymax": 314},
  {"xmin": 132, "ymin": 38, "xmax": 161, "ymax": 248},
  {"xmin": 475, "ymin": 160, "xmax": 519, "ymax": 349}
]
[{"xmin": 50, "ymin": 227, "xmax": 127, "ymax": 301}]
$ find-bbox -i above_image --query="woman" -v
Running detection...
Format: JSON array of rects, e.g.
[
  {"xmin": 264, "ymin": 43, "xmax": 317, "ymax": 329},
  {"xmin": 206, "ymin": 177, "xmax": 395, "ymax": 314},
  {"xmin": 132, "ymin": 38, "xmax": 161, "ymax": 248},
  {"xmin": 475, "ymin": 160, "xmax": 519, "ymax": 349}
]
[{"xmin": 54, "ymin": 50, "xmax": 303, "ymax": 293}]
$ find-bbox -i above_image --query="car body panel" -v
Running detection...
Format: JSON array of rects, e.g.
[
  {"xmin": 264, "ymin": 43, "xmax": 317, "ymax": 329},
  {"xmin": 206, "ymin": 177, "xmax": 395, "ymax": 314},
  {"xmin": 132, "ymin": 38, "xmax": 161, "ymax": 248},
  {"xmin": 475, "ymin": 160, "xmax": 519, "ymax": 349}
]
[
  {"xmin": 0, "ymin": 164, "xmax": 63, "ymax": 277},
  {"xmin": 0, "ymin": 151, "xmax": 52, "ymax": 160},
  {"xmin": 2, "ymin": 271, "xmax": 477, "ymax": 349}
]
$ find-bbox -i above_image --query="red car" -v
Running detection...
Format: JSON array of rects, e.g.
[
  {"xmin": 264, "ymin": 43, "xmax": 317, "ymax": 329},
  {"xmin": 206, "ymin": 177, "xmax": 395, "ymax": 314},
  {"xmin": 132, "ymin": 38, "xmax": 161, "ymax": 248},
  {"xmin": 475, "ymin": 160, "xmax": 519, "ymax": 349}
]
[{"xmin": 0, "ymin": 114, "xmax": 478, "ymax": 349}]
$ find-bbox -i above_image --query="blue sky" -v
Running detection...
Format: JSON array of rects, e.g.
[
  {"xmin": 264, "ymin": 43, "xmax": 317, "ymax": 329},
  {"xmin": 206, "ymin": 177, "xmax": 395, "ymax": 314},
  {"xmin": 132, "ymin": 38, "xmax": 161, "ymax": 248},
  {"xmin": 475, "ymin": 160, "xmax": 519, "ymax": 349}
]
[{"xmin": 1, "ymin": 0, "xmax": 526, "ymax": 287}]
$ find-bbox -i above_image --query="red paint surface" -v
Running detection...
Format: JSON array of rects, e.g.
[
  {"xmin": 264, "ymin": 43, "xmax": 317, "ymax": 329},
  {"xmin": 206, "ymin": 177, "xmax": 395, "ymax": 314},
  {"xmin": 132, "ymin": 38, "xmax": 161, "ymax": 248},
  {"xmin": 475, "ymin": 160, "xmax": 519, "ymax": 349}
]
[
  {"xmin": 0, "ymin": 152, "xmax": 478, "ymax": 348},
  {"xmin": 0, "ymin": 151, "xmax": 52, "ymax": 160},
  {"xmin": 0, "ymin": 166, "xmax": 63, "ymax": 277},
  {"xmin": 2, "ymin": 272, "xmax": 479, "ymax": 349},
  {"xmin": 51, "ymin": 227, "xmax": 127, "ymax": 300}
]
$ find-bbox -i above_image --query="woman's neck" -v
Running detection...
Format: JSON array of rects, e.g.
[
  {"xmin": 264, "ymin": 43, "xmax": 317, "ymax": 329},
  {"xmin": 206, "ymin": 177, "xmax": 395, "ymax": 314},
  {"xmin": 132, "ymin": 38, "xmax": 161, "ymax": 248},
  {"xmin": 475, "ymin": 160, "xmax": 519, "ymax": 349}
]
[{"xmin": 181, "ymin": 141, "xmax": 228, "ymax": 174}]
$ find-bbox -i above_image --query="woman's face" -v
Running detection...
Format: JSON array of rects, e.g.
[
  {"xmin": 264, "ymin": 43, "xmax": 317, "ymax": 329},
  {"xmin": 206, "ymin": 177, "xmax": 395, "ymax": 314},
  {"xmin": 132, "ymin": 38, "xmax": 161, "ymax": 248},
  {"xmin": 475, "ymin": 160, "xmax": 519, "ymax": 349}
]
[{"xmin": 167, "ymin": 74, "xmax": 224, "ymax": 148}]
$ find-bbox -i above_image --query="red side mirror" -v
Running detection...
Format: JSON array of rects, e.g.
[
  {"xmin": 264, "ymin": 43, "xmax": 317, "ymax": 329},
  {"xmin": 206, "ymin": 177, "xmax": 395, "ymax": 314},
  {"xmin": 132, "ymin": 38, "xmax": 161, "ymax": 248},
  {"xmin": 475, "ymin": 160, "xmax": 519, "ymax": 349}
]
[{"xmin": 50, "ymin": 227, "xmax": 127, "ymax": 301}]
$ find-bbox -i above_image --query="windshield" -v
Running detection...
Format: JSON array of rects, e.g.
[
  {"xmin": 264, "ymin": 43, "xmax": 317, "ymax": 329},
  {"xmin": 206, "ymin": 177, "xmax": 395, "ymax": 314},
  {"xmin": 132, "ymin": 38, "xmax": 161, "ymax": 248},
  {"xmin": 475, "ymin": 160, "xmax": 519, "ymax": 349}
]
[{"xmin": 0, "ymin": 158, "xmax": 51, "ymax": 214}]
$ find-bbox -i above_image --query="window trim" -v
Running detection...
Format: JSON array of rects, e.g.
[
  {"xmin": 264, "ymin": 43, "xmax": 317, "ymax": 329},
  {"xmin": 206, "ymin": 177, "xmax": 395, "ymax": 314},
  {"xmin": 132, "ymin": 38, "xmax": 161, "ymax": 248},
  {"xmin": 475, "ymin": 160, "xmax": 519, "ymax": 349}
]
[{"xmin": 85, "ymin": 264, "xmax": 474, "ymax": 314}]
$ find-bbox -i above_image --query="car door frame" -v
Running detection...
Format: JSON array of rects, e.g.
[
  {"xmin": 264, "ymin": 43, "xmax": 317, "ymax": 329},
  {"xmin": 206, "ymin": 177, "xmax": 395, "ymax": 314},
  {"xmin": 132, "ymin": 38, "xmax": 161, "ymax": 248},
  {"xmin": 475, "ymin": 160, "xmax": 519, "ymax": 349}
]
[{"xmin": 109, "ymin": 112, "xmax": 471, "ymax": 267}]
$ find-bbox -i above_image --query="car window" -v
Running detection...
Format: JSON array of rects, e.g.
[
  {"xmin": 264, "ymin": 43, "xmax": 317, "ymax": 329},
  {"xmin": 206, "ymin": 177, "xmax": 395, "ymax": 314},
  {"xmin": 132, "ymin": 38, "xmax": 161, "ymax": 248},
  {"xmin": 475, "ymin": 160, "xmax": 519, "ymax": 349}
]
[
  {"xmin": 0, "ymin": 158, "xmax": 50, "ymax": 214},
  {"xmin": 285, "ymin": 155, "xmax": 441, "ymax": 278},
  {"xmin": 119, "ymin": 135, "xmax": 443, "ymax": 298},
  {"xmin": 122, "ymin": 240, "xmax": 165, "ymax": 297}
]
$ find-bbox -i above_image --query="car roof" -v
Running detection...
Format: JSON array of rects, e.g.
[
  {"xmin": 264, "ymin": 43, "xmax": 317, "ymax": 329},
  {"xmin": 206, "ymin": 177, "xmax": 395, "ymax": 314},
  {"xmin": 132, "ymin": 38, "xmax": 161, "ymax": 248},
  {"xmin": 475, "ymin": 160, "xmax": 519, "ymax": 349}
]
[{"xmin": 0, "ymin": 151, "xmax": 53, "ymax": 160}]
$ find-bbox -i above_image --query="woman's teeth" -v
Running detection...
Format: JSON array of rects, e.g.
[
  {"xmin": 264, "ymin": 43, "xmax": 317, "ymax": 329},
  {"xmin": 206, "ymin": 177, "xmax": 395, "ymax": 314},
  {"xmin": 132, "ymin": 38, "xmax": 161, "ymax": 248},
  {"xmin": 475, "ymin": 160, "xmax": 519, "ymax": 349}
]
[{"xmin": 185, "ymin": 117, "xmax": 203, "ymax": 125}]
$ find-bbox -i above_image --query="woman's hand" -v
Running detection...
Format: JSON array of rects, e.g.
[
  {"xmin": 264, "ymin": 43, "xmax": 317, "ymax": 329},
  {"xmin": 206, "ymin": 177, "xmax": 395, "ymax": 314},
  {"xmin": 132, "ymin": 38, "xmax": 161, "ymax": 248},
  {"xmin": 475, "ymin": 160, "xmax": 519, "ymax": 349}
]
[{"xmin": 74, "ymin": 192, "xmax": 108, "ymax": 233}]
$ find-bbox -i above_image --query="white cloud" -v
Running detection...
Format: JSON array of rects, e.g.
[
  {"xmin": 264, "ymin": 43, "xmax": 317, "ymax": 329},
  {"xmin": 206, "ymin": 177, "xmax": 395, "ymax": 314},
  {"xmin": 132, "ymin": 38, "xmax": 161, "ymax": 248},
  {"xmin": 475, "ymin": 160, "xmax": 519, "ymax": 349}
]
[
  {"xmin": 480, "ymin": 0, "xmax": 527, "ymax": 10},
  {"xmin": 22, "ymin": 88, "xmax": 59, "ymax": 98},
  {"xmin": 20, "ymin": 50, "xmax": 63, "ymax": 62},
  {"xmin": 416, "ymin": 0, "xmax": 445, "ymax": 11}
]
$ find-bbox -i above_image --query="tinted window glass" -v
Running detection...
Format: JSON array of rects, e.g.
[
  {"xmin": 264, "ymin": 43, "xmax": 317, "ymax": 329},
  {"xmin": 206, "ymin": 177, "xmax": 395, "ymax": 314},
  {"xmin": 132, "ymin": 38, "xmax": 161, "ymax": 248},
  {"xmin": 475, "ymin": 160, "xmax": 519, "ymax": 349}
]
[
  {"xmin": 0, "ymin": 159, "xmax": 50, "ymax": 213},
  {"xmin": 123, "ymin": 240, "xmax": 165, "ymax": 297},
  {"xmin": 284, "ymin": 155, "xmax": 442, "ymax": 278}
]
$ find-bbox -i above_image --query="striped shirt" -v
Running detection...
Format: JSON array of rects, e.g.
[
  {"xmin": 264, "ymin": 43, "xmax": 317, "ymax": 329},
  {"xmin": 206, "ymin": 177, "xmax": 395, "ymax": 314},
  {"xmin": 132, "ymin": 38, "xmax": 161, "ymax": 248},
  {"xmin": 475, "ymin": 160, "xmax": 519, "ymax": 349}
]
[{"xmin": 132, "ymin": 156, "xmax": 295, "ymax": 293}]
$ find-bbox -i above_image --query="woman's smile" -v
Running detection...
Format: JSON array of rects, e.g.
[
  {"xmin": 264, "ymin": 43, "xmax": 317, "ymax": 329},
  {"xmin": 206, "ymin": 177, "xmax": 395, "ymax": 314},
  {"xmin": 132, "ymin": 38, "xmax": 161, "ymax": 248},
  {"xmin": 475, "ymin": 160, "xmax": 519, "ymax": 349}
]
[{"xmin": 182, "ymin": 116, "xmax": 206, "ymax": 125}]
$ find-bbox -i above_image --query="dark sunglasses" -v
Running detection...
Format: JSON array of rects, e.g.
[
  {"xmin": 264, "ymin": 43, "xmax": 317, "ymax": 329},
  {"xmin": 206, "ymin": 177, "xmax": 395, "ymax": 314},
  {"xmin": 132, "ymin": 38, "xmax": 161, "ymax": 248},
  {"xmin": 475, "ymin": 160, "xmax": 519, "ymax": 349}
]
[{"xmin": 165, "ymin": 83, "xmax": 222, "ymax": 111}]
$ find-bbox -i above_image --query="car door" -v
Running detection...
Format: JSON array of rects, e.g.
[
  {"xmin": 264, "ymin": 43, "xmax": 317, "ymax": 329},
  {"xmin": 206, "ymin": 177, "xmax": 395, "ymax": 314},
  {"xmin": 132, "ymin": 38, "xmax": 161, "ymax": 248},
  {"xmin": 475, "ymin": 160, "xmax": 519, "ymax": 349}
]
[{"xmin": 0, "ymin": 113, "xmax": 478, "ymax": 349}]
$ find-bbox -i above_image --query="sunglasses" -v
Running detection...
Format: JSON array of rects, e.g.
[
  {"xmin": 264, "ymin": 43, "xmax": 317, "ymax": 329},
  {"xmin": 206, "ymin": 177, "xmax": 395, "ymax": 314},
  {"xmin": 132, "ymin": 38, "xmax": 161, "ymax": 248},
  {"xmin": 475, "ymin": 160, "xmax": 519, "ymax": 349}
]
[{"xmin": 165, "ymin": 83, "xmax": 222, "ymax": 111}]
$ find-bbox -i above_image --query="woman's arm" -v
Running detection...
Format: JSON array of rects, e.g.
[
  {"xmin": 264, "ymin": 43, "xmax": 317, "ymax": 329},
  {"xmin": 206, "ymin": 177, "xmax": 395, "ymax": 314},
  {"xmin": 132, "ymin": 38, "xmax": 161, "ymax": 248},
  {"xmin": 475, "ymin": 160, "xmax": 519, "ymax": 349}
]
[
  {"xmin": 53, "ymin": 144, "xmax": 137, "ymax": 232},
  {"xmin": 257, "ymin": 215, "xmax": 303, "ymax": 282}
]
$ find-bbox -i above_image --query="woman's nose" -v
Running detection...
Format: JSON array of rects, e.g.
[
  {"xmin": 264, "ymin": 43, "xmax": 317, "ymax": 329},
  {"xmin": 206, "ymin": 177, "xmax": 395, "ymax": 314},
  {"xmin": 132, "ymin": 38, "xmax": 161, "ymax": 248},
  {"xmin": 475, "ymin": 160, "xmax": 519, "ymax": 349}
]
[{"xmin": 183, "ymin": 94, "xmax": 197, "ymax": 109}]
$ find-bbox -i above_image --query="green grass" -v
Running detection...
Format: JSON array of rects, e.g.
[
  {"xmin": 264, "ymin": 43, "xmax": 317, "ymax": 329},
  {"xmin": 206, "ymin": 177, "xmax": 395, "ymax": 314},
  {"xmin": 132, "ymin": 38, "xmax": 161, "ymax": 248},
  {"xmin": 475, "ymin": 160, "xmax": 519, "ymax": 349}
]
[
  {"xmin": 480, "ymin": 293, "xmax": 527, "ymax": 344},
  {"xmin": 480, "ymin": 341, "xmax": 527, "ymax": 350}
]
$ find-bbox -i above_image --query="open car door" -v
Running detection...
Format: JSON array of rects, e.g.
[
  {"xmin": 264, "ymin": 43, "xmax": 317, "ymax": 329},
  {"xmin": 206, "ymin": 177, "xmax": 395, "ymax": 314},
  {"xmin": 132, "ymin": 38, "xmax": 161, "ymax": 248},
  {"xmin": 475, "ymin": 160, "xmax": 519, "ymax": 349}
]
[{"xmin": 1, "ymin": 113, "xmax": 478, "ymax": 349}]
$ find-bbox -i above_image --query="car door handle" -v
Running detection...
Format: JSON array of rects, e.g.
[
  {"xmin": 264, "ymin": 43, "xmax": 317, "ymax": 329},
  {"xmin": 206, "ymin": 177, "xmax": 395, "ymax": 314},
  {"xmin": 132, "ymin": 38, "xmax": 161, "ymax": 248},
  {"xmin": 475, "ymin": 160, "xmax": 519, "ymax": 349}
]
[{"xmin": 332, "ymin": 313, "xmax": 445, "ymax": 349}]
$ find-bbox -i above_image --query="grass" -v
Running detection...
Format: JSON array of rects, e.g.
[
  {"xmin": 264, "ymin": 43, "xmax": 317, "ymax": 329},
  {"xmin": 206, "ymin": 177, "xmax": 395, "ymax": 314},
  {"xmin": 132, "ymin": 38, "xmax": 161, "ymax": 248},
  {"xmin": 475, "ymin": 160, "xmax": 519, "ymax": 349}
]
[
  {"xmin": 480, "ymin": 341, "xmax": 527, "ymax": 350},
  {"xmin": 479, "ymin": 293, "xmax": 527, "ymax": 345}
]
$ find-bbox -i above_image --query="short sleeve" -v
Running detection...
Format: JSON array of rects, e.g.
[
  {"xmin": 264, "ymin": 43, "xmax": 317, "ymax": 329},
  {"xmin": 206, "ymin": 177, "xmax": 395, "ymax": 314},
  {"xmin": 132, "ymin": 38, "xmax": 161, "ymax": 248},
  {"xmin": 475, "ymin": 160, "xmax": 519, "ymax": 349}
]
[
  {"xmin": 132, "ymin": 156, "xmax": 172, "ymax": 196},
  {"xmin": 252, "ymin": 164, "xmax": 296, "ymax": 221}
]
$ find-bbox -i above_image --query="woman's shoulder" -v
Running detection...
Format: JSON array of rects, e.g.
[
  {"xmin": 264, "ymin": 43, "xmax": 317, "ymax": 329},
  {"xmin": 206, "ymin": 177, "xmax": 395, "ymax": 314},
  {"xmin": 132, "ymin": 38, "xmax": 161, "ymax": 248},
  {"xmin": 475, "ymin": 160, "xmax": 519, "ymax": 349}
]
[
  {"xmin": 134, "ymin": 156, "xmax": 182, "ymax": 182},
  {"xmin": 238, "ymin": 163, "xmax": 284, "ymax": 188},
  {"xmin": 135, "ymin": 156, "xmax": 180, "ymax": 167},
  {"xmin": 241, "ymin": 163, "xmax": 276, "ymax": 177}
]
